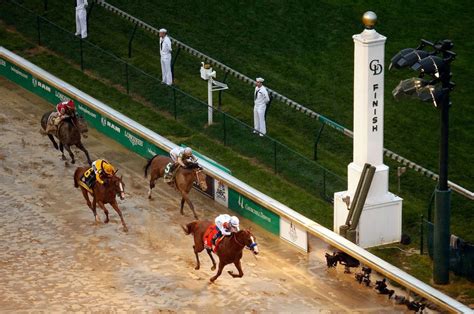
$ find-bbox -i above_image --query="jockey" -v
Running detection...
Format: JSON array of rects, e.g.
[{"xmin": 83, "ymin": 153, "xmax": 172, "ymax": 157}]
[
  {"xmin": 213, "ymin": 214, "xmax": 240, "ymax": 244},
  {"xmin": 91, "ymin": 158, "xmax": 116, "ymax": 185},
  {"xmin": 169, "ymin": 146, "xmax": 197, "ymax": 173},
  {"xmin": 45, "ymin": 100, "xmax": 77, "ymax": 134}
]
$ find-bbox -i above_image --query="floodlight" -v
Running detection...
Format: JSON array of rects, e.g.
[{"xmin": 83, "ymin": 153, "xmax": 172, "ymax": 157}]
[
  {"xmin": 411, "ymin": 55, "xmax": 447, "ymax": 78},
  {"xmin": 389, "ymin": 49, "xmax": 430, "ymax": 70}
]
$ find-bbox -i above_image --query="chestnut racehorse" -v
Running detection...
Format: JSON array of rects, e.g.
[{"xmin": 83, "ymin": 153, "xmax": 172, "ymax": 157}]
[
  {"xmin": 144, "ymin": 155, "xmax": 207, "ymax": 219},
  {"xmin": 182, "ymin": 220, "xmax": 259, "ymax": 282},
  {"xmin": 73, "ymin": 166, "xmax": 128, "ymax": 232}
]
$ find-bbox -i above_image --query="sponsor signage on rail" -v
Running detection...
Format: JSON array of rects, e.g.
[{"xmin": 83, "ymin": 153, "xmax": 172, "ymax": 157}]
[
  {"xmin": 280, "ymin": 217, "xmax": 308, "ymax": 251},
  {"xmin": 228, "ymin": 188, "xmax": 280, "ymax": 235},
  {"xmin": 214, "ymin": 179, "xmax": 229, "ymax": 208}
]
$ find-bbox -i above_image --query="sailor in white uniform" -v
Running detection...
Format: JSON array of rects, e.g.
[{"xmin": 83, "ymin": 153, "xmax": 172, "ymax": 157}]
[
  {"xmin": 75, "ymin": 0, "xmax": 88, "ymax": 39},
  {"xmin": 253, "ymin": 77, "xmax": 270, "ymax": 136},
  {"xmin": 159, "ymin": 28, "xmax": 173, "ymax": 85}
]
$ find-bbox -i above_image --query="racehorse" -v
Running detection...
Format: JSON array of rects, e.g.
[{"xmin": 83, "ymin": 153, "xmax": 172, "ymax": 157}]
[
  {"xmin": 73, "ymin": 166, "xmax": 128, "ymax": 232},
  {"xmin": 41, "ymin": 110, "xmax": 92, "ymax": 165},
  {"xmin": 182, "ymin": 220, "xmax": 258, "ymax": 282},
  {"xmin": 144, "ymin": 155, "xmax": 207, "ymax": 219}
]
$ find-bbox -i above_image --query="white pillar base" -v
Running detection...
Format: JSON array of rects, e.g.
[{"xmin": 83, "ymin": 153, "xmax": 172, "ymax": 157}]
[{"xmin": 334, "ymin": 191, "xmax": 403, "ymax": 248}]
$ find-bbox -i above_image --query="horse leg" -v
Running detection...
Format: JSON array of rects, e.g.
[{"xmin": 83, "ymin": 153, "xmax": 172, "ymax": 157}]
[
  {"xmin": 63, "ymin": 144, "xmax": 75, "ymax": 164},
  {"xmin": 148, "ymin": 177, "xmax": 156, "ymax": 200},
  {"xmin": 76, "ymin": 142, "xmax": 92, "ymax": 165},
  {"xmin": 182, "ymin": 193, "xmax": 198, "ymax": 219},
  {"xmin": 210, "ymin": 261, "xmax": 225, "ymax": 283},
  {"xmin": 81, "ymin": 188, "xmax": 93, "ymax": 210},
  {"xmin": 48, "ymin": 134, "xmax": 59, "ymax": 150},
  {"xmin": 228, "ymin": 259, "xmax": 244, "ymax": 278},
  {"xmin": 193, "ymin": 245, "xmax": 201, "ymax": 270},
  {"xmin": 206, "ymin": 248, "xmax": 216, "ymax": 271},
  {"xmin": 180, "ymin": 198, "xmax": 185, "ymax": 215},
  {"xmin": 111, "ymin": 201, "xmax": 128, "ymax": 232},
  {"xmin": 91, "ymin": 196, "xmax": 100, "ymax": 223},
  {"xmin": 59, "ymin": 143, "xmax": 67, "ymax": 160}
]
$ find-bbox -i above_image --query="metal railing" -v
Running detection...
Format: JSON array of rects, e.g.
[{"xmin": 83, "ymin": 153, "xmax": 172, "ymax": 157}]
[{"xmin": 0, "ymin": 0, "xmax": 346, "ymax": 204}]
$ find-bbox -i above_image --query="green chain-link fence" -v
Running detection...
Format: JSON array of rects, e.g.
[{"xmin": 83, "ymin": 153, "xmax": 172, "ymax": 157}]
[{"xmin": 1, "ymin": 0, "xmax": 347, "ymax": 202}]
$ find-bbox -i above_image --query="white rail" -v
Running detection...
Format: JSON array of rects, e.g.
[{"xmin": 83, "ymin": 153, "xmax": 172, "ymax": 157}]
[{"xmin": 1, "ymin": 47, "xmax": 470, "ymax": 313}]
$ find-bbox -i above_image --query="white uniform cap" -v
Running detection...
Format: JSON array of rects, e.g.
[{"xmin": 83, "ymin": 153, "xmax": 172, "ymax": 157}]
[
  {"xmin": 159, "ymin": 28, "xmax": 167, "ymax": 33},
  {"xmin": 256, "ymin": 77, "xmax": 264, "ymax": 83}
]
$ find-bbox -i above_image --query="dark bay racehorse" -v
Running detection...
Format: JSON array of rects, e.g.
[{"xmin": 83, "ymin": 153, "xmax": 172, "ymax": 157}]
[
  {"xmin": 41, "ymin": 110, "xmax": 92, "ymax": 165},
  {"xmin": 182, "ymin": 220, "xmax": 258, "ymax": 282},
  {"xmin": 73, "ymin": 166, "xmax": 128, "ymax": 232},
  {"xmin": 144, "ymin": 155, "xmax": 207, "ymax": 219}
]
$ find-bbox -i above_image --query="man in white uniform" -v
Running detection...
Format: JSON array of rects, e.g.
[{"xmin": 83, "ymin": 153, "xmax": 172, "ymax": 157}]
[
  {"xmin": 75, "ymin": 0, "xmax": 88, "ymax": 39},
  {"xmin": 159, "ymin": 28, "xmax": 173, "ymax": 85},
  {"xmin": 253, "ymin": 77, "xmax": 270, "ymax": 136}
]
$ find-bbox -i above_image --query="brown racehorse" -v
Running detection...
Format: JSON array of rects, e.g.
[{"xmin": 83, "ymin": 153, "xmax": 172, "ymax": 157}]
[
  {"xmin": 182, "ymin": 220, "xmax": 259, "ymax": 282},
  {"xmin": 144, "ymin": 155, "xmax": 207, "ymax": 219},
  {"xmin": 73, "ymin": 166, "xmax": 128, "ymax": 232},
  {"xmin": 41, "ymin": 110, "xmax": 92, "ymax": 165}
]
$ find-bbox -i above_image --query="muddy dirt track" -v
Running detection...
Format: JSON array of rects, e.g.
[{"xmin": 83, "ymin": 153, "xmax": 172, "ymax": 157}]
[{"xmin": 0, "ymin": 77, "xmax": 409, "ymax": 312}]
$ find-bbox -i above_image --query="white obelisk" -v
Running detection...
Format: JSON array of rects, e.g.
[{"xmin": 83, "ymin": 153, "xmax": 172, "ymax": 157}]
[{"xmin": 334, "ymin": 12, "xmax": 403, "ymax": 248}]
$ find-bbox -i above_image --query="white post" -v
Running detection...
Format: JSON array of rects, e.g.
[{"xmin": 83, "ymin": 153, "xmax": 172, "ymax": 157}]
[
  {"xmin": 208, "ymin": 76, "xmax": 213, "ymax": 125},
  {"xmin": 334, "ymin": 12, "xmax": 403, "ymax": 248}
]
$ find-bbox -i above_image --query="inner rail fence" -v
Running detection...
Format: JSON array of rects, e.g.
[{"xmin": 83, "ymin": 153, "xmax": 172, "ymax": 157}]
[
  {"xmin": 92, "ymin": 0, "xmax": 474, "ymax": 201},
  {"xmin": 0, "ymin": 0, "xmax": 346, "ymax": 203}
]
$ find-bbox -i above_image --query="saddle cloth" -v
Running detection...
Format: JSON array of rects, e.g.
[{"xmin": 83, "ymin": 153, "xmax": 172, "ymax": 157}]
[
  {"xmin": 203, "ymin": 224, "xmax": 223, "ymax": 253},
  {"xmin": 163, "ymin": 162, "xmax": 174, "ymax": 183},
  {"xmin": 78, "ymin": 167, "xmax": 95, "ymax": 193}
]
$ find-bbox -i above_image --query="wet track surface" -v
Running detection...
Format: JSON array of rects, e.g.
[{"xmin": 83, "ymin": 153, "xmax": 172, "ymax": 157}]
[{"xmin": 0, "ymin": 78, "xmax": 410, "ymax": 312}]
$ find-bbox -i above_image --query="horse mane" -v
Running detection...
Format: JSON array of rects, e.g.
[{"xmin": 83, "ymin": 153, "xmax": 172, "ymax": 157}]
[{"xmin": 186, "ymin": 162, "xmax": 201, "ymax": 170}]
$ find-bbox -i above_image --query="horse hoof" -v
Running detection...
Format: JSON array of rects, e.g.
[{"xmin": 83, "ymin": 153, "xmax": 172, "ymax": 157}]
[
  {"xmin": 123, "ymin": 227, "xmax": 129, "ymax": 232},
  {"xmin": 71, "ymin": 160, "xmax": 75, "ymax": 164},
  {"xmin": 211, "ymin": 266, "xmax": 216, "ymax": 271},
  {"xmin": 104, "ymin": 219, "xmax": 109, "ymax": 224},
  {"xmin": 195, "ymin": 266, "xmax": 200, "ymax": 270},
  {"xmin": 61, "ymin": 155, "xmax": 67, "ymax": 160},
  {"xmin": 210, "ymin": 278, "xmax": 216, "ymax": 283}
]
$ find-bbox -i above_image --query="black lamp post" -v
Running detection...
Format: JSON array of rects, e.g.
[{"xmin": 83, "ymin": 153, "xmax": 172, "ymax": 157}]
[{"xmin": 390, "ymin": 39, "xmax": 455, "ymax": 285}]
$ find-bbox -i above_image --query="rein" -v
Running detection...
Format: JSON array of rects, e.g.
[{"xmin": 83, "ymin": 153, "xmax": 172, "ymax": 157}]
[
  {"xmin": 195, "ymin": 169, "xmax": 203, "ymax": 186},
  {"xmin": 233, "ymin": 233, "xmax": 246, "ymax": 248}
]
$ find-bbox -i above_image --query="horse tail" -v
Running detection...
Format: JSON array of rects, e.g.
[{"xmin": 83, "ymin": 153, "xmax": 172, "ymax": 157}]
[
  {"xmin": 182, "ymin": 221, "xmax": 197, "ymax": 235},
  {"xmin": 144, "ymin": 154, "xmax": 159, "ymax": 178},
  {"xmin": 73, "ymin": 168, "xmax": 80, "ymax": 188}
]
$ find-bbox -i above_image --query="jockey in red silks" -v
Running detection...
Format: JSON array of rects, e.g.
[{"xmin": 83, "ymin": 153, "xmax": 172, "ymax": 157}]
[{"xmin": 45, "ymin": 100, "xmax": 76, "ymax": 134}]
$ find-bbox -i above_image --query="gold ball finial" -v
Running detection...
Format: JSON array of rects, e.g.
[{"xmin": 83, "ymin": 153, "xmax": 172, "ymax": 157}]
[{"xmin": 362, "ymin": 11, "xmax": 377, "ymax": 29}]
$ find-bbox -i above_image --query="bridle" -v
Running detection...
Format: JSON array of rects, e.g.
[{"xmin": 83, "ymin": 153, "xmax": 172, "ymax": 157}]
[
  {"xmin": 233, "ymin": 231, "xmax": 257, "ymax": 250},
  {"xmin": 194, "ymin": 169, "xmax": 205, "ymax": 188}
]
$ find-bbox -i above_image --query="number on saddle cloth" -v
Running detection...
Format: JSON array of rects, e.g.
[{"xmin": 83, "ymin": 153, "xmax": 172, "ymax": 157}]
[
  {"xmin": 163, "ymin": 162, "xmax": 174, "ymax": 183},
  {"xmin": 81, "ymin": 167, "xmax": 96, "ymax": 188}
]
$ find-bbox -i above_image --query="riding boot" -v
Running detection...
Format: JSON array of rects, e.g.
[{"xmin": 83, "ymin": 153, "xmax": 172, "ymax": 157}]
[{"xmin": 83, "ymin": 172, "xmax": 96, "ymax": 188}]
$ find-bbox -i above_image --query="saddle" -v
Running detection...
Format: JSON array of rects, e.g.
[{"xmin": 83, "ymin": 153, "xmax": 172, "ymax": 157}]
[
  {"xmin": 203, "ymin": 224, "xmax": 224, "ymax": 253},
  {"xmin": 78, "ymin": 167, "xmax": 96, "ymax": 193},
  {"xmin": 164, "ymin": 162, "xmax": 180, "ymax": 183}
]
